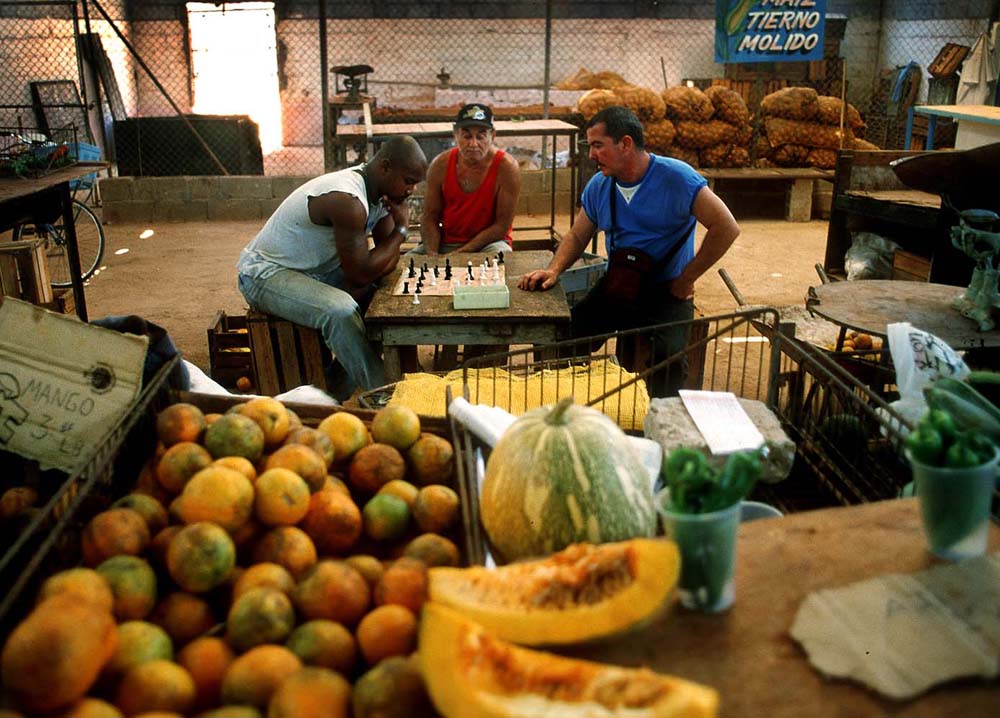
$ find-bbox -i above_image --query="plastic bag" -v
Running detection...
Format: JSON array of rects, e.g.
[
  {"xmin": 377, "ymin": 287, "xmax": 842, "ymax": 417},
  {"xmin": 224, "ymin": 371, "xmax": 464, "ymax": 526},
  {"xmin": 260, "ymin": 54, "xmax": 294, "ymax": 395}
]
[
  {"xmin": 845, "ymin": 232, "xmax": 900, "ymax": 280},
  {"xmin": 881, "ymin": 322, "xmax": 969, "ymax": 432}
]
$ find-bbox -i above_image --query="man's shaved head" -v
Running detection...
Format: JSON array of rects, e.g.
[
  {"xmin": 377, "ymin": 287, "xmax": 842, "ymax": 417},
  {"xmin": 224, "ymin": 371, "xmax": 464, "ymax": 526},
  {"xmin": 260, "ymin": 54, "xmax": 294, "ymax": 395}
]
[{"xmin": 377, "ymin": 135, "xmax": 427, "ymax": 173}]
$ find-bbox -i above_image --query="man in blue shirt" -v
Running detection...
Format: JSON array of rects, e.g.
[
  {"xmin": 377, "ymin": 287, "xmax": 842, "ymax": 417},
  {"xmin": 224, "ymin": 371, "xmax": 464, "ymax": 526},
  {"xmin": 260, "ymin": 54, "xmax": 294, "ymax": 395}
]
[{"xmin": 519, "ymin": 106, "xmax": 740, "ymax": 396}]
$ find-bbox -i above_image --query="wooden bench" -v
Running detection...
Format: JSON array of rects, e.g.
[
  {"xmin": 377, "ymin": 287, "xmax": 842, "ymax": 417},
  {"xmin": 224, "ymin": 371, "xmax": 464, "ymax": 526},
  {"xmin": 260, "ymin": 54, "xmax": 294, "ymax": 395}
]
[
  {"xmin": 698, "ymin": 167, "xmax": 834, "ymax": 222},
  {"xmin": 245, "ymin": 310, "xmax": 331, "ymax": 396}
]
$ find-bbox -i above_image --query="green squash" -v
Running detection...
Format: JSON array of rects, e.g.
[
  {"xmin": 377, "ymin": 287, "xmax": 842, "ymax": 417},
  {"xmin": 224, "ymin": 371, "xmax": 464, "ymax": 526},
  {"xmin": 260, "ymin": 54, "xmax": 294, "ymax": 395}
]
[{"xmin": 480, "ymin": 397, "xmax": 656, "ymax": 562}]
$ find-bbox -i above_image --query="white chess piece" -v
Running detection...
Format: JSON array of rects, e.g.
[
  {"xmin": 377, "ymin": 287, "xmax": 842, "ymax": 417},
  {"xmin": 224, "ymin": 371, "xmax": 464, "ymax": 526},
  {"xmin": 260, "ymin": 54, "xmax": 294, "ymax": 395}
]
[
  {"xmin": 412, "ymin": 293, "xmax": 420, "ymax": 305},
  {"xmin": 431, "ymin": 275, "xmax": 438, "ymax": 287}
]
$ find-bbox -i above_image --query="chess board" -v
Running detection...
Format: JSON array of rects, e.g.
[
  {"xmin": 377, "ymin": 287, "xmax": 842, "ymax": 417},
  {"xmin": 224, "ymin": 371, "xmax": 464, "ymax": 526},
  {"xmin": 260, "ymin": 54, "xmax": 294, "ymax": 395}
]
[{"xmin": 392, "ymin": 258, "xmax": 506, "ymax": 297}]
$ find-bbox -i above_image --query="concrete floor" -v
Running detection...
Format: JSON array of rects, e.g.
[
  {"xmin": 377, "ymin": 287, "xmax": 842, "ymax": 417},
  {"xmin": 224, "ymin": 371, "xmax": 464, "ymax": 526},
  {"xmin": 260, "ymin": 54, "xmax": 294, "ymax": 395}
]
[{"xmin": 79, "ymin": 214, "xmax": 834, "ymax": 377}]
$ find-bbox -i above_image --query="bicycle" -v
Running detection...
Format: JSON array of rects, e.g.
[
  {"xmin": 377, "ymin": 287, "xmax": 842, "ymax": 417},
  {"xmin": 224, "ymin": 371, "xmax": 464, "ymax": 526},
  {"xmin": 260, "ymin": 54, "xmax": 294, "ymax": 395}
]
[{"xmin": 2, "ymin": 132, "xmax": 106, "ymax": 288}]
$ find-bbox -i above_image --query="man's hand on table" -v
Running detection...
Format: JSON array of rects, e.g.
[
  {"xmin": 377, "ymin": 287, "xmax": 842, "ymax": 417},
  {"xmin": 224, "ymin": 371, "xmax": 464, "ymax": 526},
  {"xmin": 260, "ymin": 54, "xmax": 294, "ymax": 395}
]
[{"xmin": 519, "ymin": 269, "xmax": 559, "ymax": 291}]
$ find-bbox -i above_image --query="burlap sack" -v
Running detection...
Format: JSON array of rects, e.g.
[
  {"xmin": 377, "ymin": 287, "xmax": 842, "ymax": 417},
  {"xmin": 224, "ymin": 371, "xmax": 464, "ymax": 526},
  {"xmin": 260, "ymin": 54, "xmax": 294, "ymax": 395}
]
[
  {"xmin": 807, "ymin": 148, "xmax": 838, "ymax": 169},
  {"xmin": 675, "ymin": 119, "xmax": 739, "ymax": 149},
  {"xmin": 770, "ymin": 143, "xmax": 811, "ymax": 166},
  {"xmin": 753, "ymin": 133, "xmax": 772, "ymax": 161},
  {"xmin": 700, "ymin": 143, "xmax": 751, "ymax": 168},
  {"xmin": 760, "ymin": 87, "xmax": 820, "ymax": 120},
  {"xmin": 642, "ymin": 119, "xmax": 677, "ymax": 153},
  {"xmin": 816, "ymin": 96, "xmax": 866, "ymax": 130},
  {"xmin": 851, "ymin": 137, "xmax": 881, "ymax": 151},
  {"xmin": 661, "ymin": 144, "xmax": 700, "ymax": 167},
  {"xmin": 617, "ymin": 85, "xmax": 666, "ymax": 122},
  {"xmin": 578, "ymin": 89, "xmax": 621, "ymax": 121},
  {"xmin": 765, "ymin": 117, "xmax": 854, "ymax": 150},
  {"xmin": 735, "ymin": 122, "xmax": 753, "ymax": 147},
  {"xmin": 705, "ymin": 86, "xmax": 750, "ymax": 126},
  {"xmin": 557, "ymin": 68, "xmax": 628, "ymax": 91},
  {"xmin": 662, "ymin": 86, "xmax": 714, "ymax": 122}
]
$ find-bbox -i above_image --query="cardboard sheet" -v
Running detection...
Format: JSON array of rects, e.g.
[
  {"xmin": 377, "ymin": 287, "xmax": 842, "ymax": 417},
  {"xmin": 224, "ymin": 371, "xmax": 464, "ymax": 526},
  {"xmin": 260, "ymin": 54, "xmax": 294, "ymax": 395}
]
[
  {"xmin": 790, "ymin": 552, "xmax": 1000, "ymax": 700},
  {"xmin": 0, "ymin": 299, "xmax": 147, "ymax": 473}
]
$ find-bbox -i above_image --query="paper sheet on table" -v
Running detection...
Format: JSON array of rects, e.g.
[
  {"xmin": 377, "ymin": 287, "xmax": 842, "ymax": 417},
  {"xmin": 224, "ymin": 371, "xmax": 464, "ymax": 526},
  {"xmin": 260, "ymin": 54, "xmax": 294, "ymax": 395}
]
[
  {"xmin": 679, "ymin": 390, "xmax": 764, "ymax": 455},
  {"xmin": 790, "ymin": 552, "xmax": 1000, "ymax": 700}
]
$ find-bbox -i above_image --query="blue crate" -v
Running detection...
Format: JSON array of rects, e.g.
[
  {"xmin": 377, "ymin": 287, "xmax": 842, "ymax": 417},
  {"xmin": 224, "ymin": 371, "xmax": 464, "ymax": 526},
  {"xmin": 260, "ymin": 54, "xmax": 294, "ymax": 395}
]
[{"xmin": 67, "ymin": 141, "xmax": 101, "ymax": 191}]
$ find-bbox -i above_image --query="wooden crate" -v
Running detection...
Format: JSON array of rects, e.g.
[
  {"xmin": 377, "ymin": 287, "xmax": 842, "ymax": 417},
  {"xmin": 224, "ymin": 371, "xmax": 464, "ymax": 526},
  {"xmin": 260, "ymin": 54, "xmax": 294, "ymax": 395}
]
[
  {"xmin": 0, "ymin": 239, "xmax": 53, "ymax": 305},
  {"xmin": 928, "ymin": 43, "xmax": 971, "ymax": 79},
  {"xmin": 892, "ymin": 249, "xmax": 931, "ymax": 282},
  {"xmin": 246, "ymin": 310, "xmax": 330, "ymax": 396},
  {"xmin": 206, "ymin": 311, "xmax": 253, "ymax": 391}
]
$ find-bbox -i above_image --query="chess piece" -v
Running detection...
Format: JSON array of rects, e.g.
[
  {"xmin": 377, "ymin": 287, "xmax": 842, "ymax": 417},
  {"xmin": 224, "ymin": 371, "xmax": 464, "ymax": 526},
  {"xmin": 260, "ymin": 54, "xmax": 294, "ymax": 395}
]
[
  {"xmin": 497, "ymin": 251, "xmax": 504, "ymax": 265},
  {"xmin": 467, "ymin": 264, "xmax": 474, "ymax": 281},
  {"xmin": 433, "ymin": 265, "xmax": 439, "ymax": 278},
  {"xmin": 423, "ymin": 262, "xmax": 429, "ymax": 274},
  {"xmin": 402, "ymin": 281, "xmax": 409, "ymax": 294},
  {"xmin": 431, "ymin": 274, "xmax": 438, "ymax": 287},
  {"xmin": 485, "ymin": 256, "xmax": 491, "ymax": 268},
  {"xmin": 408, "ymin": 258, "xmax": 416, "ymax": 278},
  {"xmin": 412, "ymin": 292, "xmax": 420, "ymax": 305}
]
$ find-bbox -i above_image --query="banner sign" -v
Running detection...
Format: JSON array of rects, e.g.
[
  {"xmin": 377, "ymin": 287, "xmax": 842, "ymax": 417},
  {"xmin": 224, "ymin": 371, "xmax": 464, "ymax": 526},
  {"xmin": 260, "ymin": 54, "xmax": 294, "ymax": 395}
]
[{"xmin": 715, "ymin": 0, "xmax": 827, "ymax": 64}]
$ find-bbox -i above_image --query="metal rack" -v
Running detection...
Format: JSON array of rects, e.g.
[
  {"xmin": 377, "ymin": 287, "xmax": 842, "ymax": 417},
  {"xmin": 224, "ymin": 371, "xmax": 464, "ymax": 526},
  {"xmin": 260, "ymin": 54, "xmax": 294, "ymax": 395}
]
[{"xmin": 451, "ymin": 307, "xmax": 915, "ymax": 531}]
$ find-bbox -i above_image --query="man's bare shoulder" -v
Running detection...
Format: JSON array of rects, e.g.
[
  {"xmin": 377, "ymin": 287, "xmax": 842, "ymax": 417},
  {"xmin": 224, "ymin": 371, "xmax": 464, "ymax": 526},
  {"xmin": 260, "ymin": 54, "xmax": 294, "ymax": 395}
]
[
  {"xmin": 308, "ymin": 190, "xmax": 367, "ymax": 229},
  {"xmin": 497, "ymin": 151, "xmax": 521, "ymax": 181}
]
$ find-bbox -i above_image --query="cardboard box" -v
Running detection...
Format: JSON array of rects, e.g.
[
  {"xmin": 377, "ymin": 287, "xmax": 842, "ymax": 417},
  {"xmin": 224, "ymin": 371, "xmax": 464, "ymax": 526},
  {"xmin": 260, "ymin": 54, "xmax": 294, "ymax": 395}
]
[{"xmin": 0, "ymin": 298, "xmax": 146, "ymax": 473}]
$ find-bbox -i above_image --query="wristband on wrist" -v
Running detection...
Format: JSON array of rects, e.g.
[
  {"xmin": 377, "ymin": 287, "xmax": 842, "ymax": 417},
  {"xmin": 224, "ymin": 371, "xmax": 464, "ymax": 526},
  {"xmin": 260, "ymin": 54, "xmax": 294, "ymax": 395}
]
[{"xmin": 397, "ymin": 225, "xmax": 410, "ymax": 241}]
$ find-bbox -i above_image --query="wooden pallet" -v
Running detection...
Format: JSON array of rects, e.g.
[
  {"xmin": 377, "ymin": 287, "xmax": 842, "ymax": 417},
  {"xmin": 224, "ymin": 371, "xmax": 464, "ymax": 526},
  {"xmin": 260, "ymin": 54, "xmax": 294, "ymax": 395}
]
[
  {"xmin": 0, "ymin": 239, "xmax": 53, "ymax": 305},
  {"xmin": 206, "ymin": 311, "xmax": 254, "ymax": 391},
  {"xmin": 245, "ymin": 309, "xmax": 330, "ymax": 396},
  {"xmin": 928, "ymin": 43, "xmax": 971, "ymax": 79}
]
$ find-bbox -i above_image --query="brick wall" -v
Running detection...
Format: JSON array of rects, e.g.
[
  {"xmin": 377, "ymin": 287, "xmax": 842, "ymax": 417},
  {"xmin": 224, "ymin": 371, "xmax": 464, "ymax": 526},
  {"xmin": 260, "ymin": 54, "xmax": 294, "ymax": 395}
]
[{"xmin": 99, "ymin": 168, "xmax": 576, "ymax": 223}]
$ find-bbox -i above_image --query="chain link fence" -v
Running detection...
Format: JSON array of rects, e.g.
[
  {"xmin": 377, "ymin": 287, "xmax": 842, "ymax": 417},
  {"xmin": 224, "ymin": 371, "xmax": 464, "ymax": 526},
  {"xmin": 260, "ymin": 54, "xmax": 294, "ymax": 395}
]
[{"xmin": 1, "ymin": 1, "xmax": 995, "ymax": 178}]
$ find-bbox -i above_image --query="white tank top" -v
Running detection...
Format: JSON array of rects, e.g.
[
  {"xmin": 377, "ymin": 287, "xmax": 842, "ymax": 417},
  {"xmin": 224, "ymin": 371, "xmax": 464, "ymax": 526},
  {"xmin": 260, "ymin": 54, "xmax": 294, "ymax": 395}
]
[{"xmin": 236, "ymin": 165, "xmax": 388, "ymax": 280}]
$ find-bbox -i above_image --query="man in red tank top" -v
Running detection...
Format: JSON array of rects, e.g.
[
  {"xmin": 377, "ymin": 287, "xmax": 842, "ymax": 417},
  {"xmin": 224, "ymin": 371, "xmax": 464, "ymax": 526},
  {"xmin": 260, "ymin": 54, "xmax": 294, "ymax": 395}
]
[{"xmin": 414, "ymin": 103, "xmax": 521, "ymax": 255}]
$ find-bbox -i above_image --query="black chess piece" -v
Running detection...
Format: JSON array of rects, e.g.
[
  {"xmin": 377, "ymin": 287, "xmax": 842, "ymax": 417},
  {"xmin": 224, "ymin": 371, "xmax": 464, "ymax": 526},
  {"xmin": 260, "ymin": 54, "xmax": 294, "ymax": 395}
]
[
  {"xmin": 408, "ymin": 257, "xmax": 416, "ymax": 278},
  {"xmin": 415, "ymin": 285, "xmax": 422, "ymax": 294},
  {"xmin": 497, "ymin": 251, "xmax": 504, "ymax": 265},
  {"xmin": 433, "ymin": 265, "xmax": 439, "ymax": 278},
  {"xmin": 445, "ymin": 258, "xmax": 451, "ymax": 269},
  {"xmin": 423, "ymin": 262, "xmax": 429, "ymax": 274},
  {"xmin": 485, "ymin": 256, "xmax": 491, "ymax": 268},
  {"xmin": 402, "ymin": 281, "xmax": 409, "ymax": 294},
  {"xmin": 467, "ymin": 266, "xmax": 474, "ymax": 281}
]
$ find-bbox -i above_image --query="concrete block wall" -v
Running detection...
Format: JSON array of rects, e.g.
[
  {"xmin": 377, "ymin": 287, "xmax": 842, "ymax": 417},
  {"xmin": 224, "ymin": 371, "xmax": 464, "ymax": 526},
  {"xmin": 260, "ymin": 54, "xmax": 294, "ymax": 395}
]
[{"xmin": 99, "ymin": 168, "xmax": 576, "ymax": 224}]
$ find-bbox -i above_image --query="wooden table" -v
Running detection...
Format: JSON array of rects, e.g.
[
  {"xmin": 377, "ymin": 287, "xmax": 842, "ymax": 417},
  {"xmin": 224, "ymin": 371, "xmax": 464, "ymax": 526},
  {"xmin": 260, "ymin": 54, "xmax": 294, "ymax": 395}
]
[
  {"xmin": 0, "ymin": 163, "xmax": 106, "ymax": 321},
  {"xmin": 907, "ymin": 104, "xmax": 1000, "ymax": 151},
  {"xmin": 698, "ymin": 167, "xmax": 834, "ymax": 222},
  {"xmin": 806, "ymin": 280, "xmax": 1000, "ymax": 351},
  {"xmin": 567, "ymin": 499, "xmax": 1000, "ymax": 718},
  {"xmin": 365, "ymin": 250, "xmax": 570, "ymax": 381},
  {"xmin": 337, "ymin": 119, "xmax": 581, "ymax": 241}
]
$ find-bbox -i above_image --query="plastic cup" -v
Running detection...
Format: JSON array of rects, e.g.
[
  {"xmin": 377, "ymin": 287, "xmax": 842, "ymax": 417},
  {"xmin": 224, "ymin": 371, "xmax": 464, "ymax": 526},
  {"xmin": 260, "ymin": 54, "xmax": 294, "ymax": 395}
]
[
  {"xmin": 907, "ymin": 447, "xmax": 999, "ymax": 561},
  {"xmin": 656, "ymin": 488, "xmax": 741, "ymax": 613}
]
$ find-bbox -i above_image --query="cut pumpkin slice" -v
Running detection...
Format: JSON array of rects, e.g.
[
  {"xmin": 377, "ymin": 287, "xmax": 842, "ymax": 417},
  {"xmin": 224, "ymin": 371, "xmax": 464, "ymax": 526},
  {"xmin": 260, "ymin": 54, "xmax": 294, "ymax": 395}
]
[
  {"xmin": 419, "ymin": 602, "xmax": 718, "ymax": 718},
  {"xmin": 427, "ymin": 538, "xmax": 679, "ymax": 645}
]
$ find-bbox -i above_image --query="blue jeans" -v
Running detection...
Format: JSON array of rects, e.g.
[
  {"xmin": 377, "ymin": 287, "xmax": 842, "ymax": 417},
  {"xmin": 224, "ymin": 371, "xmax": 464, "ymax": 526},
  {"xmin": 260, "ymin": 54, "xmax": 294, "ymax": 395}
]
[{"xmin": 238, "ymin": 268, "xmax": 385, "ymax": 398}]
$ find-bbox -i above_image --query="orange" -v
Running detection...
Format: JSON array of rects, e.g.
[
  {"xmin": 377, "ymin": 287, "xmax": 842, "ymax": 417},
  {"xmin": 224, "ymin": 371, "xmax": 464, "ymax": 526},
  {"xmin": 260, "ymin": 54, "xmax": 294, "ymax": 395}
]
[
  {"xmin": 203, "ymin": 414, "xmax": 265, "ymax": 462},
  {"xmin": 294, "ymin": 560, "xmax": 370, "ymax": 626},
  {"xmin": 0, "ymin": 594, "xmax": 117, "ymax": 714},
  {"xmin": 167, "ymin": 522, "xmax": 236, "ymax": 593},
  {"xmin": 344, "ymin": 554, "xmax": 385, "ymax": 590},
  {"xmin": 254, "ymin": 468, "xmax": 311, "ymax": 526},
  {"xmin": 402, "ymin": 532, "xmax": 460, "ymax": 567},
  {"xmin": 0, "ymin": 486, "xmax": 37, "ymax": 520},
  {"xmin": 377, "ymin": 479, "xmax": 419, "ymax": 508},
  {"xmin": 56, "ymin": 697, "xmax": 123, "ymax": 717},
  {"xmin": 286, "ymin": 407, "xmax": 303, "ymax": 432},
  {"xmin": 156, "ymin": 402, "xmax": 207, "ymax": 446},
  {"xmin": 406, "ymin": 433, "xmax": 455, "ymax": 485},
  {"xmin": 220, "ymin": 645, "xmax": 301, "ymax": 708},
  {"xmin": 348, "ymin": 443, "xmax": 406, "ymax": 493},
  {"xmin": 285, "ymin": 620, "xmax": 356, "ymax": 674},
  {"xmin": 352, "ymin": 654, "xmax": 434, "ymax": 718},
  {"xmin": 104, "ymin": 620, "xmax": 173, "ymax": 677},
  {"xmin": 317, "ymin": 412, "xmax": 369, "ymax": 465},
  {"xmin": 300, "ymin": 490, "xmax": 362, "ymax": 555},
  {"xmin": 115, "ymin": 660, "xmax": 196, "ymax": 716},
  {"xmin": 213, "ymin": 455, "xmax": 258, "ymax": 482},
  {"xmin": 156, "ymin": 441, "xmax": 213, "ymax": 494},
  {"xmin": 149, "ymin": 525, "xmax": 182, "ymax": 570},
  {"xmin": 232, "ymin": 562, "xmax": 295, "ymax": 600},
  {"xmin": 284, "ymin": 426, "xmax": 335, "ymax": 468},
  {"xmin": 81, "ymin": 507, "xmax": 151, "ymax": 566},
  {"xmin": 37, "ymin": 567, "xmax": 114, "ymax": 613},
  {"xmin": 225, "ymin": 587, "xmax": 296, "ymax": 651},
  {"xmin": 265, "ymin": 444, "xmax": 328, "ymax": 492},
  {"xmin": 233, "ymin": 397, "xmax": 290, "ymax": 449},
  {"xmin": 370, "ymin": 404, "xmax": 421, "ymax": 450},
  {"xmin": 134, "ymin": 459, "xmax": 173, "ymax": 505},
  {"xmin": 412, "ymin": 484, "xmax": 460, "ymax": 534},
  {"xmin": 174, "ymin": 466, "xmax": 255, "ymax": 532},
  {"xmin": 323, "ymin": 475, "xmax": 351, "ymax": 495},
  {"xmin": 356, "ymin": 604, "xmax": 417, "ymax": 665},
  {"xmin": 176, "ymin": 636, "xmax": 234, "ymax": 711},
  {"xmin": 251, "ymin": 526, "xmax": 317, "ymax": 578},
  {"xmin": 96, "ymin": 555, "xmax": 158, "ymax": 620},
  {"xmin": 112, "ymin": 493, "xmax": 169, "ymax": 535},
  {"xmin": 362, "ymin": 494, "xmax": 411, "ymax": 542},
  {"xmin": 150, "ymin": 592, "xmax": 217, "ymax": 646},
  {"xmin": 374, "ymin": 557, "xmax": 428, "ymax": 613},
  {"xmin": 267, "ymin": 666, "xmax": 351, "ymax": 718}
]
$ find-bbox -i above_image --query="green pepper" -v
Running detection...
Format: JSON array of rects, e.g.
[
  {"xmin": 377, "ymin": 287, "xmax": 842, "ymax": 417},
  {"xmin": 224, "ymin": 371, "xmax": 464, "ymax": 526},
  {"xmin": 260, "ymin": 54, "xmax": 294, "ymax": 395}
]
[
  {"xmin": 663, "ymin": 447, "xmax": 761, "ymax": 514},
  {"xmin": 706, "ymin": 450, "xmax": 761, "ymax": 512},
  {"xmin": 961, "ymin": 431, "xmax": 996, "ymax": 464},
  {"xmin": 945, "ymin": 431, "xmax": 995, "ymax": 468},
  {"xmin": 905, "ymin": 423, "xmax": 944, "ymax": 466},
  {"xmin": 925, "ymin": 409, "xmax": 958, "ymax": 445}
]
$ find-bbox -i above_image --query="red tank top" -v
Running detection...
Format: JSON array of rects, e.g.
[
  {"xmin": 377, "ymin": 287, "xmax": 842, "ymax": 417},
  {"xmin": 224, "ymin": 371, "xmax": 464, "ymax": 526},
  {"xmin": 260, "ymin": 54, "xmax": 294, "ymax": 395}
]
[{"xmin": 441, "ymin": 148, "xmax": 513, "ymax": 247}]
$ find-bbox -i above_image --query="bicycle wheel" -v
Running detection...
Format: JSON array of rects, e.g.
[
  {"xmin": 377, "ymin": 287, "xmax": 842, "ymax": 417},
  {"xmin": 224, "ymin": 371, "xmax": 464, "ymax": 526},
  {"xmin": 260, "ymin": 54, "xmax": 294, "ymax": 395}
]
[{"xmin": 13, "ymin": 199, "xmax": 105, "ymax": 288}]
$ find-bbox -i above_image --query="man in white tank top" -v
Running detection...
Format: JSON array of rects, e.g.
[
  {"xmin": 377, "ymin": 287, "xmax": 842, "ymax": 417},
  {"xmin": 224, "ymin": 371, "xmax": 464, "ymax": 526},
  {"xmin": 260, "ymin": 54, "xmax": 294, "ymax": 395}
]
[{"xmin": 237, "ymin": 136, "xmax": 427, "ymax": 399}]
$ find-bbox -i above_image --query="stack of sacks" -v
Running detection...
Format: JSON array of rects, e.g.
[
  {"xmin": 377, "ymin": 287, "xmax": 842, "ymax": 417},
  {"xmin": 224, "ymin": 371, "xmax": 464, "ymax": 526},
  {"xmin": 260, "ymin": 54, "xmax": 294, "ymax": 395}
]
[
  {"xmin": 757, "ymin": 87, "xmax": 873, "ymax": 169},
  {"xmin": 660, "ymin": 86, "xmax": 752, "ymax": 168},
  {"xmin": 557, "ymin": 67, "xmax": 629, "ymax": 91},
  {"xmin": 578, "ymin": 85, "xmax": 677, "ymax": 158}
]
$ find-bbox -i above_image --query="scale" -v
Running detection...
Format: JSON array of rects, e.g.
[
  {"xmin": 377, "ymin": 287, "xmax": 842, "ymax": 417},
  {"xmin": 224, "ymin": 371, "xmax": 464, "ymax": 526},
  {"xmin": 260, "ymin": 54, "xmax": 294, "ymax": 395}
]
[
  {"xmin": 330, "ymin": 64, "xmax": 375, "ymax": 167},
  {"xmin": 331, "ymin": 64, "xmax": 373, "ymax": 102}
]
